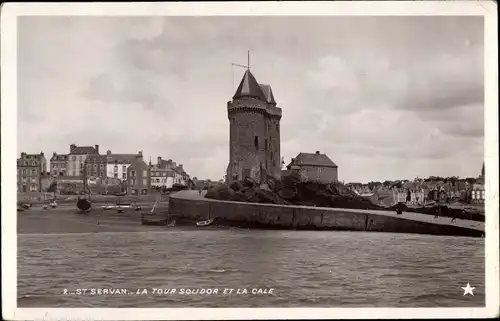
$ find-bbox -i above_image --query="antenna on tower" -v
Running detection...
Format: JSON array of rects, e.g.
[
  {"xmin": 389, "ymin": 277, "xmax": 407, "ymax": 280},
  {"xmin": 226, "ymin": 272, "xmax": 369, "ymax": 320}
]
[
  {"xmin": 231, "ymin": 50, "xmax": 251, "ymax": 92},
  {"xmin": 232, "ymin": 50, "xmax": 251, "ymax": 70}
]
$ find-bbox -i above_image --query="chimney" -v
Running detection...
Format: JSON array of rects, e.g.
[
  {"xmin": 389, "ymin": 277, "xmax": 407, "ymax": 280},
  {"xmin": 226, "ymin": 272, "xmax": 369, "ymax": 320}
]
[
  {"xmin": 53, "ymin": 152, "xmax": 56, "ymax": 157},
  {"xmin": 157, "ymin": 156, "xmax": 162, "ymax": 164},
  {"xmin": 107, "ymin": 150, "xmax": 112, "ymax": 156},
  {"xmin": 315, "ymin": 151, "xmax": 320, "ymax": 155},
  {"xmin": 138, "ymin": 150, "xmax": 143, "ymax": 157},
  {"xmin": 40, "ymin": 151, "xmax": 44, "ymax": 156},
  {"xmin": 94, "ymin": 145, "xmax": 99, "ymax": 154},
  {"xmin": 70, "ymin": 144, "xmax": 76, "ymax": 153},
  {"xmin": 178, "ymin": 164, "xmax": 183, "ymax": 170}
]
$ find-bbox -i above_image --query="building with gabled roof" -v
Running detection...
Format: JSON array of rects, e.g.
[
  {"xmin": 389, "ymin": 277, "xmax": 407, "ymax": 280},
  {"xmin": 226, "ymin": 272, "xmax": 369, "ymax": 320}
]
[
  {"xmin": 127, "ymin": 159, "xmax": 151, "ymax": 195},
  {"xmin": 285, "ymin": 151, "xmax": 338, "ymax": 184},
  {"xmin": 50, "ymin": 152, "xmax": 68, "ymax": 177},
  {"xmin": 84, "ymin": 154, "xmax": 107, "ymax": 179},
  {"xmin": 106, "ymin": 150, "xmax": 143, "ymax": 181},
  {"xmin": 67, "ymin": 144, "xmax": 99, "ymax": 176},
  {"xmin": 17, "ymin": 152, "xmax": 48, "ymax": 192},
  {"xmin": 226, "ymin": 69, "xmax": 282, "ymax": 184}
]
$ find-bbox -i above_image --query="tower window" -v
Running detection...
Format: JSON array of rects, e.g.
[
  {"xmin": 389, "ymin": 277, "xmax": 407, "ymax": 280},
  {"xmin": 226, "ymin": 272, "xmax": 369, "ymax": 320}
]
[{"xmin": 254, "ymin": 136, "xmax": 259, "ymax": 149}]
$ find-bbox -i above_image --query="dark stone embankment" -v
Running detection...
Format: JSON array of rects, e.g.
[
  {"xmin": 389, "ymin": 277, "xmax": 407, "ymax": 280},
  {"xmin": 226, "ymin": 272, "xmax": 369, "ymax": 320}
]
[
  {"xmin": 205, "ymin": 177, "xmax": 484, "ymax": 222},
  {"xmin": 169, "ymin": 191, "xmax": 484, "ymax": 238}
]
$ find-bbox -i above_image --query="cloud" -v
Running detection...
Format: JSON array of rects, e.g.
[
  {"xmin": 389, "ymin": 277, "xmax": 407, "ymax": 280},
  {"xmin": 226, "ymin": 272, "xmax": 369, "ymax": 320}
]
[
  {"xmin": 17, "ymin": 16, "xmax": 485, "ymax": 182},
  {"xmin": 82, "ymin": 73, "xmax": 172, "ymax": 113}
]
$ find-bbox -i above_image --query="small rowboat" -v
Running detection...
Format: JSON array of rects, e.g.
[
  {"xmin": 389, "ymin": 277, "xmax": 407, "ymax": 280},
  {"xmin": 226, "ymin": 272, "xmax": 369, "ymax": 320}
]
[{"xmin": 196, "ymin": 218, "xmax": 215, "ymax": 227}]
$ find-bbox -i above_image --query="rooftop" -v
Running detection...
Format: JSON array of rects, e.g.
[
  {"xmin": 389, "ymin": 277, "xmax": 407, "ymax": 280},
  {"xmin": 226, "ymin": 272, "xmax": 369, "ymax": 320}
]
[
  {"xmin": 50, "ymin": 153, "xmax": 68, "ymax": 161},
  {"xmin": 107, "ymin": 154, "xmax": 141, "ymax": 164},
  {"xmin": 70, "ymin": 146, "xmax": 98, "ymax": 155},
  {"xmin": 233, "ymin": 70, "xmax": 267, "ymax": 102},
  {"xmin": 287, "ymin": 151, "xmax": 338, "ymax": 168},
  {"xmin": 86, "ymin": 155, "xmax": 107, "ymax": 162},
  {"xmin": 259, "ymin": 84, "xmax": 277, "ymax": 105}
]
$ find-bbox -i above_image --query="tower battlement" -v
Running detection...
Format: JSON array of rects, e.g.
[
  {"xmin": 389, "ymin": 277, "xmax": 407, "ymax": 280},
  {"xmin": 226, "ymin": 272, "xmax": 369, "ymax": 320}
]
[{"xmin": 227, "ymin": 98, "xmax": 282, "ymax": 119}]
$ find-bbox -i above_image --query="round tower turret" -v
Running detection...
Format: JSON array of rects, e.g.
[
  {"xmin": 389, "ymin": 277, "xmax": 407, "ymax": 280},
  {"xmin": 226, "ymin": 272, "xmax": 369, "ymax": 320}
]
[{"xmin": 226, "ymin": 70, "xmax": 282, "ymax": 183}]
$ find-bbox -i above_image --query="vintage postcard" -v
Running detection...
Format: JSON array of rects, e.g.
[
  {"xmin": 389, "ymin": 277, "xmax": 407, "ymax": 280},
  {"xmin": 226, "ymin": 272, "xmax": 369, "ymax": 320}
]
[{"xmin": 1, "ymin": 1, "xmax": 498, "ymax": 320}]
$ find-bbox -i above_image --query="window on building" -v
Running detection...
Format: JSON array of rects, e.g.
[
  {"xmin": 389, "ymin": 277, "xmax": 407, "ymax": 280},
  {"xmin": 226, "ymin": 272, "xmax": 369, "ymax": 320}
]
[
  {"xmin": 94, "ymin": 164, "xmax": 97, "ymax": 168},
  {"xmin": 100, "ymin": 171, "xmax": 104, "ymax": 177},
  {"xmin": 114, "ymin": 173, "xmax": 118, "ymax": 178},
  {"xmin": 143, "ymin": 170, "xmax": 147, "ymax": 176},
  {"xmin": 114, "ymin": 166, "xmax": 118, "ymax": 172},
  {"xmin": 143, "ymin": 179, "xmax": 147, "ymax": 186},
  {"xmin": 72, "ymin": 156, "xmax": 76, "ymax": 161},
  {"xmin": 254, "ymin": 136, "xmax": 259, "ymax": 149},
  {"xmin": 131, "ymin": 170, "xmax": 136, "ymax": 177},
  {"xmin": 122, "ymin": 173, "xmax": 126, "ymax": 180},
  {"xmin": 32, "ymin": 169, "xmax": 37, "ymax": 175},
  {"xmin": 122, "ymin": 165, "xmax": 126, "ymax": 172},
  {"xmin": 100, "ymin": 164, "xmax": 104, "ymax": 168}
]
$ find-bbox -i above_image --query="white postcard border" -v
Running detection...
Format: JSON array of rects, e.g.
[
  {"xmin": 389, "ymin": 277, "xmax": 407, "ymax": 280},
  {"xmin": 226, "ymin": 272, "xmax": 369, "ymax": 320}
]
[{"xmin": 1, "ymin": 1, "xmax": 498, "ymax": 320}]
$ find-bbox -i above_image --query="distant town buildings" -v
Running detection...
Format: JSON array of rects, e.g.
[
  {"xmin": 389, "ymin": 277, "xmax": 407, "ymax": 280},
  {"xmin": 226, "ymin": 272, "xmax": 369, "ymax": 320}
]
[
  {"xmin": 284, "ymin": 151, "xmax": 339, "ymax": 184},
  {"xmin": 67, "ymin": 144, "xmax": 99, "ymax": 176},
  {"xmin": 105, "ymin": 150, "xmax": 143, "ymax": 181},
  {"xmin": 127, "ymin": 159, "xmax": 151, "ymax": 195},
  {"xmin": 471, "ymin": 162, "xmax": 485, "ymax": 204},
  {"xmin": 17, "ymin": 152, "xmax": 47, "ymax": 192},
  {"xmin": 50, "ymin": 153, "xmax": 68, "ymax": 176},
  {"xmin": 18, "ymin": 144, "xmax": 192, "ymax": 196},
  {"xmin": 85, "ymin": 154, "xmax": 107, "ymax": 179}
]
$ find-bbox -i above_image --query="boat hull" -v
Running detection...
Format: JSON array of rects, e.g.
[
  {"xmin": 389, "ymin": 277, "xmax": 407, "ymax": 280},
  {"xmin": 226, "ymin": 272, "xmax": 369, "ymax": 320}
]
[{"xmin": 77, "ymin": 199, "xmax": 92, "ymax": 211}]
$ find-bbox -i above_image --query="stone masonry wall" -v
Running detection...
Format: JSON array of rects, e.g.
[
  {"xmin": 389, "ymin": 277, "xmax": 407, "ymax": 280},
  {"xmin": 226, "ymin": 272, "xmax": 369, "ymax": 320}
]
[{"xmin": 169, "ymin": 195, "xmax": 482, "ymax": 237}]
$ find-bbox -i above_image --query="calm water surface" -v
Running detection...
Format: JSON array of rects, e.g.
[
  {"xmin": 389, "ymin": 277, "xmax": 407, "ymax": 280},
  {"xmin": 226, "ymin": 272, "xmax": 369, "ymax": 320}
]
[{"xmin": 18, "ymin": 230, "xmax": 484, "ymax": 307}]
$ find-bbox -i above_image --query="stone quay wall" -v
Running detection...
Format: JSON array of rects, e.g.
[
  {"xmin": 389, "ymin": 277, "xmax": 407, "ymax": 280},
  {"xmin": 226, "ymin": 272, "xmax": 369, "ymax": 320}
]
[{"xmin": 168, "ymin": 193, "xmax": 483, "ymax": 237}]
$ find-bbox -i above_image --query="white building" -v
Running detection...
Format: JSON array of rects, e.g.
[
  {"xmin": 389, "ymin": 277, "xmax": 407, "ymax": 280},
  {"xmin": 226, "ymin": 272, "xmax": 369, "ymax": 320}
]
[
  {"xmin": 150, "ymin": 168, "xmax": 175, "ymax": 189},
  {"xmin": 155, "ymin": 157, "xmax": 190, "ymax": 187},
  {"xmin": 105, "ymin": 150, "xmax": 143, "ymax": 181}
]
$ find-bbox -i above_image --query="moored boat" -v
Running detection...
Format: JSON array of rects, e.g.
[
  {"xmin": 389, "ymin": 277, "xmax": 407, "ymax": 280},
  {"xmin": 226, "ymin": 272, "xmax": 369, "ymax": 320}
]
[
  {"xmin": 76, "ymin": 169, "xmax": 92, "ymax": 213},
  {"xmin": 196, "ymin": 218, "xmax": 215, "ymax": 227}
]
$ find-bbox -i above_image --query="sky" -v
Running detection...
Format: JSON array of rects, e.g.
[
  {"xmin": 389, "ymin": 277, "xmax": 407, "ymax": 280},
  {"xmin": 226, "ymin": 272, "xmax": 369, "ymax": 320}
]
[{"xmin": 17, "ymin": 16, "xmax": 485, "ymax": 183}]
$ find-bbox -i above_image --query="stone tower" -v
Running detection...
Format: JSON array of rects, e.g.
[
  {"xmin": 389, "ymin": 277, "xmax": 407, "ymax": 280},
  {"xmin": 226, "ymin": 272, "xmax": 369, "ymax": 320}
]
[{"xmin": 226, "ymin": 69, "xmax": 282, "ymax": 184}]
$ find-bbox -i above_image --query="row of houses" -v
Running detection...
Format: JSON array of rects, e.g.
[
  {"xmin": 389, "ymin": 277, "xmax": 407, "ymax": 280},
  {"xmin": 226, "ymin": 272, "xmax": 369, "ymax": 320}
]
[
  {"xmin": 347, "ymin": 167, "xmax": 486, "ymax": 206},
  {"xmin": 16, "ymin": 144, "xmax": 192, "ymax": 195}
]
